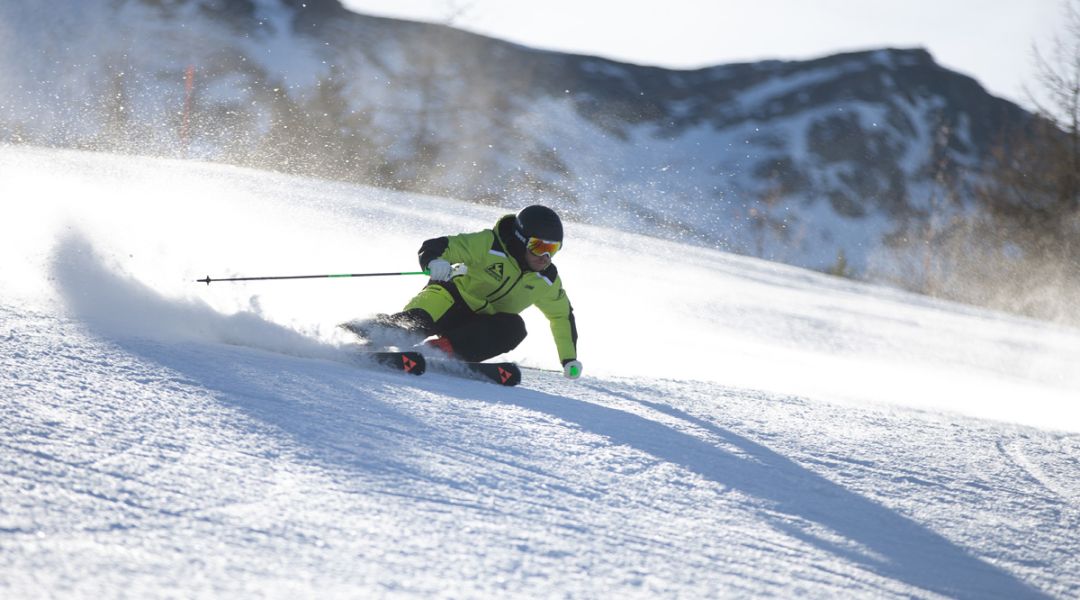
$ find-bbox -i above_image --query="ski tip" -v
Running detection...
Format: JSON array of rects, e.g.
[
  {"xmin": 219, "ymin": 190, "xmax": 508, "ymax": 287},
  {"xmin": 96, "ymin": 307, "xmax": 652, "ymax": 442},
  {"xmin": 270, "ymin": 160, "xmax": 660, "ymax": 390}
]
[{"xmin": 468, "ymin": 362, "xmax": 521, "ymax": 386}]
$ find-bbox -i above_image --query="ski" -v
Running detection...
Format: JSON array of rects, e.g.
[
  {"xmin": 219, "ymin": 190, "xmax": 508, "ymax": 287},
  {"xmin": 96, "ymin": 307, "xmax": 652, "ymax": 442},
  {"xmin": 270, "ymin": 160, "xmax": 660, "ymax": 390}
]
[
  {"xmin": 363, "ymin": 350, "xmax": 426, "ymax": 376},
  {"xmin": 428, "ymin": 358, "xmax": 521, "ymax": 386},
  {"xmin": 466, "ymin": 361, "xmax": 521, "ymax": 386},
  {"xmin": 350, "ymin": 339, "xmax": 519, "ymax": 386}
]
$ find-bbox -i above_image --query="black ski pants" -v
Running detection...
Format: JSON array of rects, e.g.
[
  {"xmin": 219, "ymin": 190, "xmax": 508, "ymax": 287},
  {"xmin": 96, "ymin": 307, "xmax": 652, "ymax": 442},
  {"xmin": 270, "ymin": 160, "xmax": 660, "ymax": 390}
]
[{"xmin": 390, "ymin": 283, "xmax": 527, "ymax": 362}]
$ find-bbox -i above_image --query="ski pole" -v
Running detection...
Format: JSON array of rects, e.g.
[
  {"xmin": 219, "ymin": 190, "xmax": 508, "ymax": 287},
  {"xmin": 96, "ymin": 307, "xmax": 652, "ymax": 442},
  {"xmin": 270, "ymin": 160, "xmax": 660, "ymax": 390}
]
[{"xmin": 196, "ymin": 271, "xmax": 430, "ymax": 285}]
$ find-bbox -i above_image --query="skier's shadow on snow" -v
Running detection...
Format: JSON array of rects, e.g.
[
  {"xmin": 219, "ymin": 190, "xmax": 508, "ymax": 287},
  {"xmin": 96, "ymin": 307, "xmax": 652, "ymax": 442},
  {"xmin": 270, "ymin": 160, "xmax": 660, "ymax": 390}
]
[{"xmin": 488, "ymin": 382, "xmax": 1047, "ymax": 600}]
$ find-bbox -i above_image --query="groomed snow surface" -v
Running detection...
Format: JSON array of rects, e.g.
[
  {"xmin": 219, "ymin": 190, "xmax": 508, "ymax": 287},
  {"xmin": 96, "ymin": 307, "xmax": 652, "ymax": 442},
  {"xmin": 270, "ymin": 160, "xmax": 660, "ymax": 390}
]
[{"xmin": 2, "ymin": 145, "xmax": 1079, "ymax": 598}]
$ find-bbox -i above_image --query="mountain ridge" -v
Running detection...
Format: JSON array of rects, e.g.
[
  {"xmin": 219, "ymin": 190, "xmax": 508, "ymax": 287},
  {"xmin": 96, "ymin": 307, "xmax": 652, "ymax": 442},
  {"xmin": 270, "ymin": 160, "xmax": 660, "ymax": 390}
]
[{"xmin": 0, "ymin": 0, "xmax": 1034, "ymax": 275}]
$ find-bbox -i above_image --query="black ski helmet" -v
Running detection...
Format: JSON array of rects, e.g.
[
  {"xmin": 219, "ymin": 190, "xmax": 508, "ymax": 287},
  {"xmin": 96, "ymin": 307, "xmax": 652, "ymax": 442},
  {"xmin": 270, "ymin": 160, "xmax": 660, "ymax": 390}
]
[{"xmin": 514, "ymin": 205, "xmax": 563, "ymax": 243}]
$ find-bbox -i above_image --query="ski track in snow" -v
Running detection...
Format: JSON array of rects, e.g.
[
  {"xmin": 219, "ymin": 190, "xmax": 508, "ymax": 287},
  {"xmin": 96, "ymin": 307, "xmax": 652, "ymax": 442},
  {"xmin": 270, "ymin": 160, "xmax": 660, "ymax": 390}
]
[{"xmin": 2, "ymin": 146, "xmax": 1080, "ymax": 598}]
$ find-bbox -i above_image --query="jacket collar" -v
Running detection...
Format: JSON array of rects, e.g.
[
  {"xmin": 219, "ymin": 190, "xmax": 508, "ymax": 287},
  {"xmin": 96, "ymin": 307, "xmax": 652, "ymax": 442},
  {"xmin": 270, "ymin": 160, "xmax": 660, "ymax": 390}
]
[{"xmin": 494, "ymin": 214, "xmax": 528, "ymax": 269}]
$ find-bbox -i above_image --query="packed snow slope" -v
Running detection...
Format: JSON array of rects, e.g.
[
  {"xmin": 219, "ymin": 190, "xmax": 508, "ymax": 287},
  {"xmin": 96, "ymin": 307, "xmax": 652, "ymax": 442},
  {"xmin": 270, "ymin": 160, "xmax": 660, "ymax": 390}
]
[{"xmin": 2, "ymin": 144, "xmax": 1080, "ymax": 598}]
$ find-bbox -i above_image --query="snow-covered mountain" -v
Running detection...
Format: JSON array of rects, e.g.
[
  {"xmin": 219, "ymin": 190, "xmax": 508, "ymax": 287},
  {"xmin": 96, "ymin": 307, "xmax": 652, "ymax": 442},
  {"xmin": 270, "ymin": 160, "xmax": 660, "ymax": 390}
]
[
  {"xmin": 3, "ymin": 145, "xmax": 1079, "ymax": 598},
  {"xmin": 0, "ymin": 0, "xmax": 1031, "ymax": 277}
]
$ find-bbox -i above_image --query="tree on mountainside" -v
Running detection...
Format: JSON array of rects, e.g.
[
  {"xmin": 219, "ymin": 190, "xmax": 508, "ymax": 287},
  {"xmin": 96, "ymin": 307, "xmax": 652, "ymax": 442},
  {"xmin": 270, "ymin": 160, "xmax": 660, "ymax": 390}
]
[
  {"xmin": 967, "ymin": 0, "xmax": 1080, "ymax": 323},
  {"xmin": 389, "ymin": 1, "xmax": 477, "ymax": 194},
  {"xmin": 870, "ymin": 121, "xmax": 967, "ymax": 297},
  {"xmin": 300, "ymin": 66, "xmax": 384, "ymax": 184},
  {"xmin": 98, "ymin": 68, "xmax": 133, "ymax": 150}
]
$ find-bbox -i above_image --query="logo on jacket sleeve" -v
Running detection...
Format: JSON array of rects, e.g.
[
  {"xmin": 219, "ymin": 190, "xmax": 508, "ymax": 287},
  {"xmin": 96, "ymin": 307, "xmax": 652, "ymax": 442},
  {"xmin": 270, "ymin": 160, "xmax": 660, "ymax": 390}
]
[{"xmin": 485, "ymin": 263, "xmax": 505, "ymax": 280}]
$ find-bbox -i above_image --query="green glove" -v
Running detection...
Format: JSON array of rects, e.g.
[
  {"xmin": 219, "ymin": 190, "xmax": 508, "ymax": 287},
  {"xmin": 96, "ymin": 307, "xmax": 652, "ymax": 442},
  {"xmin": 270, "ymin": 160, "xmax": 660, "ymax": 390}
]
[{"xmin": 562, "ymin": 359, "xmax": 583, "ymax": 379}]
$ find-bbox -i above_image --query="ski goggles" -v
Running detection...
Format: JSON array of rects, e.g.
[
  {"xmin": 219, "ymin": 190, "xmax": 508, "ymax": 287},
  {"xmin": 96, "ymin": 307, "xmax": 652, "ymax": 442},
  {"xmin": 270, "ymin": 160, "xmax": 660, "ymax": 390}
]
[{"xmin": 525, "ymin": 237, "xmax": 562, "ymax": 258}]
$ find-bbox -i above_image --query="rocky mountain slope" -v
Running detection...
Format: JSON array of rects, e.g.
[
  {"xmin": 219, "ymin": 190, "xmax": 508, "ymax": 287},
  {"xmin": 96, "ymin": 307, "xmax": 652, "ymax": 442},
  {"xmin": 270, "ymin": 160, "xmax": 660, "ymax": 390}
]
[{"xmin": 0, "ymin": 0, "xmax": 1032, "ymax": 274}]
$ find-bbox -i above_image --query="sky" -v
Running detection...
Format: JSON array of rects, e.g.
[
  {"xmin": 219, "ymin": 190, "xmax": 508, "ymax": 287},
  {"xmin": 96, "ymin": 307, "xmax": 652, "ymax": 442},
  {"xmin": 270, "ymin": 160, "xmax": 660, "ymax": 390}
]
[{"xmin": 340, "ymin": 0, "xmax": 1067, "ymax": 111}]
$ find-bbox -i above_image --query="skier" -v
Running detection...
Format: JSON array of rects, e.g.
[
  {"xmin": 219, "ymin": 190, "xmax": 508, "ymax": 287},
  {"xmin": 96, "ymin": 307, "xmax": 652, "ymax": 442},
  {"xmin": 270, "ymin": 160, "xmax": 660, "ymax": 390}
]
[{"xmin": 355, "ymin": 205, "xmax": 582, "ymax": 379}]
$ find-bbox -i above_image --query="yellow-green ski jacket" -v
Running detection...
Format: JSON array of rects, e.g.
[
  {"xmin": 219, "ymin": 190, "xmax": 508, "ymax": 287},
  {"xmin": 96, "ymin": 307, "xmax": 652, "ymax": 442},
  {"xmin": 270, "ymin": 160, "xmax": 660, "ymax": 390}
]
[{"xmin": 410, "ymin": 215, "xmax": 578, "ymax": 362}]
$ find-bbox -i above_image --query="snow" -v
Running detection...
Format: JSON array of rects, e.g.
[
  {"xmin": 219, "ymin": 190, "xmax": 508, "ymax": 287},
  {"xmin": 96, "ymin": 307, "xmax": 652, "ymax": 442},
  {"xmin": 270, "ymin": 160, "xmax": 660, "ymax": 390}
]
[
  {"xmin": 733, "ymin": 61, "xmax": 865, "ymax": 113},
  {"xmin": 2, "ymin": 144, "xmax": 1079, "ymax": 598}
]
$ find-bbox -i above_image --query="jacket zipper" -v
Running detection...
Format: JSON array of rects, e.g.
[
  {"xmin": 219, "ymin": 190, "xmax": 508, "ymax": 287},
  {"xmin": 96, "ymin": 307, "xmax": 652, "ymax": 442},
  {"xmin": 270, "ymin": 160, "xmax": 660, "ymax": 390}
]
[{"xmin": 481, "ymin": 229, "xmax": 526, "ymax": 309}]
